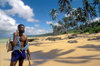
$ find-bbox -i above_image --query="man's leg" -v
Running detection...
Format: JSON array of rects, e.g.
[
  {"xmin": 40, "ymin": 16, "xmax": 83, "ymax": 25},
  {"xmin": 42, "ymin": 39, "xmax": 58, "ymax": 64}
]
[
  {"xmin": 10, "ymin": 61, "xmax": 17, "ymax": 66},
  {"xmin": 19, "ymin": 58, "xmax": 24, "ymax": 66}
]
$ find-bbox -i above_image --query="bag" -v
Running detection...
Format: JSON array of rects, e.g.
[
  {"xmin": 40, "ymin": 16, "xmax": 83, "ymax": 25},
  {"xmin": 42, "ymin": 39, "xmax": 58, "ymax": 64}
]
[
  {"xmin": 6, "ymin": 30, "xmax": 19, "ymax": 52},
  {"xmin": 6, "ymin": 35, "xmax": 13, "ymax": 52}
]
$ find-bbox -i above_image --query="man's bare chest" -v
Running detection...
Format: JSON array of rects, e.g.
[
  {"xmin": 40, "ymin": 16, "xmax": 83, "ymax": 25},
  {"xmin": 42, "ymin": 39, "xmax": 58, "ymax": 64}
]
[{"xmin": 19, "ymin": 36, "xmax": 26, "ymax": 42}]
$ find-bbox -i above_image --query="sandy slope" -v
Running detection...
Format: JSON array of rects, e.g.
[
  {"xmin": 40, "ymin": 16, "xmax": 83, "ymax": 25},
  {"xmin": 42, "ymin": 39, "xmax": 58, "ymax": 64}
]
[{"xmin": 0, "ymin": 33, "xmax": 100, "ymax": 66}]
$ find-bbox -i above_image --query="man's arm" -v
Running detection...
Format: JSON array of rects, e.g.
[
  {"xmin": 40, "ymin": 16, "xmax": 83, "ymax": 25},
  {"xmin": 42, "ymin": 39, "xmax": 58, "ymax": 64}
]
[
  {"xmin": 27, "ymin": 49, "xmax": 31, "ymax": 65},
  {"xmin": 25, "ymin": 36, "xmax": 31, "ymax": 60},
  {"xmin": 27, "ymin": 49, "xmax": 31, "ymax": 60},
  {"xmin": 10, "ymin": 32, "xmax": 17, "ymax": 47}
]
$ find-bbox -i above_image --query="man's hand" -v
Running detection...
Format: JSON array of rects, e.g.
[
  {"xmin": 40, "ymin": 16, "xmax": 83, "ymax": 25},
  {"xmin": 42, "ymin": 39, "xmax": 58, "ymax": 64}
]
[
  {"xmin": 27, "ymin": 49, "xmax": 31, "ymax": 60},
  {"xmin": 14, "ymin": 32, "xmax": 17, "ymax": 37},
  {"xmin": 27, "ymin": 53, "xmax": 31, "ymax": 60},
  {"xmin": 27, "ymin": 50, "xmax": 31, "ymax": 66},
  {"xmin": 11, "ymin": 32, "xmax": 18, "ymax": 46}
]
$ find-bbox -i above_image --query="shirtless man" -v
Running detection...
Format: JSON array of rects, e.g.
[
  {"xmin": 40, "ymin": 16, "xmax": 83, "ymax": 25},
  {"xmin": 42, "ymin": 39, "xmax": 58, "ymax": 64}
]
[{"xmin": 10, "ymin": 24, "xmax": 31, "ymax": 66}]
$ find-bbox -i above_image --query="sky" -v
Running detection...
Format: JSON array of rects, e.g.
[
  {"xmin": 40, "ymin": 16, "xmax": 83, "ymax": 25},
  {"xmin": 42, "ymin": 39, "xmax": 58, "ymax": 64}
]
[{"xmin": 0, "ymin": 0, "xmax": 99, "ymax": 38}]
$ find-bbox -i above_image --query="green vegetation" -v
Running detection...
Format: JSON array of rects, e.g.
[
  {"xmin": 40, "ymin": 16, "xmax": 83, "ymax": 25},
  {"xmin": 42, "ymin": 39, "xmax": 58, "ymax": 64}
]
[
  {"xmin": 27, "ymin": 33, "xmax": 54, "ymax": 37},
  {"xmin": 27, "ymin": 21, "xmax": 100, "ymax": 37},
  {"xmin": 49, "ymin": 0, "xmax": 100, "ymax": 35},
  {"xmin": 67, "ymin": 21, "xmax": 100, "ymax": 34}
]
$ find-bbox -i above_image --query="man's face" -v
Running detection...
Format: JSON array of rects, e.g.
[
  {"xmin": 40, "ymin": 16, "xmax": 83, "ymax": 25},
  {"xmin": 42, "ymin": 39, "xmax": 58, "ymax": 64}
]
[{"xmin": 18, "ymin": 26, "xmax": 25, "ymax": 33}]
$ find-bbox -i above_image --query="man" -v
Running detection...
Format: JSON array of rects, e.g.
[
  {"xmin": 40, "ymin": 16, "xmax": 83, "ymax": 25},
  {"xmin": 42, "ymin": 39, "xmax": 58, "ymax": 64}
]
[{"xmin": 10, "ymin": 24, "xmax": 31, "ymax": 66}]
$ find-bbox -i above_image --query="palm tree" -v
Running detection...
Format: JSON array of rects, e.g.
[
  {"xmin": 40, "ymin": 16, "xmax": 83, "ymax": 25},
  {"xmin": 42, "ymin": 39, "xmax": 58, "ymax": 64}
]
[
  {"xmin": 70, "ymin": 8, "xmax": 87, "ymax": 33},
  {"xmin": 53, "ymin": 25, "xmax": 60, "ymax": 35},
  {"xmin": 82, "ymin": 0, "xmax": 98, "ymax": 27},
  {"xmin": 76, "ymin": 8, "xmax": 87, "ymax": 30},
  {"xmin": 49, "ymin": 9, "xmax": 59, "ymax": 35},
  {"xmin": 82, "ymin": 0, "xmax": 90, "ymax": 22},
  {"xmin": 50, "ymin": 9, "xmax": 58, "ymax": 20},
  {"xmin": 75, "ymin": 8, "xmax": 86, "ymax": 22},
  {"xmin": 58, "ymin": 20, "xmax": 67, "ymax": 34},
  {"xmin": 58, "ymin": 0, "xmax": 73, "ymax": 23},
  {"xmin": 99, "ymin": 4, "xmax": 100, "ymax": 16},
  {"xmin": 93, "ymin": 0, "xmax": 100, "ymax": 16},
  {"xmin": 58, "ymin": 0, "xmax": 76, "ymax": 31},
  {"xmin": 63, "ymin": 17, "xmax": 70, "ymax": 31},
  {"xmin": 58, "ymin": 0, "xmax": 72, "ymax": 13}
]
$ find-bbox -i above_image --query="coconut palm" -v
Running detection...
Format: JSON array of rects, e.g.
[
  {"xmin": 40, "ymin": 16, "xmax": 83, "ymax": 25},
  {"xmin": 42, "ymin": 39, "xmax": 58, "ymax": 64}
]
[
  {"xmin": 58, "ymin": 0, "xmax": 76, "ymax": 30},
  {"xmin": 93, "ymin": 0, "xmax": 100, "ymax": 16},
  {"xmin": 75, "ymin": 8, "xmax": 86, "ymax": 22},
  {"xmin": 50, "ymin": 9, "xmax": 58, "ymax": 20},
  {"xmin": 82, "ymin": 0, "xmax": 90, "ymax": 22},
  {"xmin": 82, "ymin": 0, "xmax": 98, "ymax": 28},
  {"xmin": 58, "ymin": 20, "xmax": 67, "ymax": 34},
  {"xmin": 58, "ymin": 0, "xmax": 72, "ymax": 13},
  {"xmin": 49, "ymin": 9, "xmax": 59, "ymax": 34},
  {"xmin": 76, "ymin": 8, "xmax": 87, "ymax": 30},
  {"xmin": 53, "ymin": 25, "xmax": 59, "ymax": 35},
  {"xmin": 63, "ymin": 17, "xmax": 70, "ymax": 31},
  {"xmin": 70, "ymin": 8, "xmax": 87, "ymax": 32}
]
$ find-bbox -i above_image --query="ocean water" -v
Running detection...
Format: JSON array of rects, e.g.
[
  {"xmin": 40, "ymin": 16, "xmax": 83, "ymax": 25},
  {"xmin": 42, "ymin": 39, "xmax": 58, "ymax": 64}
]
[{"xmin": 0, "ymin": 38, "xmax": 8, "ymax": 44}]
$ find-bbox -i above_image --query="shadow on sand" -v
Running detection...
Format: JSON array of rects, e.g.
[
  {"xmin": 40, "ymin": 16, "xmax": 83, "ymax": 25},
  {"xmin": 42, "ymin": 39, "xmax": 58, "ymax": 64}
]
[
  {"xmin": 77, "ymin": 44, "xmax": 100, "ymax": 51},
  {"xmin": 4, "ymin": 59, "xmax": 11, "ymax": 61},
  {"xmin": 29, "ymin": 43, "xmax": 43, "ymax": 46},
  {"xmin": 55, "ymin": 54, "xmax": 100, "ymax": 64},
  {"xmin": 30, "ymin": 49, "xmax": 75, "ymax": 66},
  {"xmin": 30, "ymin": 48, "xmax": 100, "ymax": 66}
]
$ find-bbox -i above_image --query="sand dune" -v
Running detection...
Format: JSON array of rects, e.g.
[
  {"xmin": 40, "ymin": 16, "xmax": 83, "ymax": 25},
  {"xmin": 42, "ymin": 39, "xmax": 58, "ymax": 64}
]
[{"xmin": 0, "ymin": 33, "xmax": 100, "ymax": 66}]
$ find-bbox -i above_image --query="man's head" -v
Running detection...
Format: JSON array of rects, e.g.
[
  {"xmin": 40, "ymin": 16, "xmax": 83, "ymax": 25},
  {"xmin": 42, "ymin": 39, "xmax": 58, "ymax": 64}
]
[{"xmin": 18, "ymin": 24, "xmax": 25, "ymax": 33}]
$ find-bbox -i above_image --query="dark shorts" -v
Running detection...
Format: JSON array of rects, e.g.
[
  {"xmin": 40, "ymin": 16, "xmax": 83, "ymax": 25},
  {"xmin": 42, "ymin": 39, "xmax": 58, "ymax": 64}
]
[{"xmin": 11, "ymin": 50, "xmax": 26, "ymax": 61}]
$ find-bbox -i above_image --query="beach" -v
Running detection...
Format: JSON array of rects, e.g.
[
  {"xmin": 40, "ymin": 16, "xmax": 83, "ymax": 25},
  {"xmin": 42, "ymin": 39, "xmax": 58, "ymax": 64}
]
[{"xmin": 0, "ymin": 33, "xmax": 100, "ymax": 66}]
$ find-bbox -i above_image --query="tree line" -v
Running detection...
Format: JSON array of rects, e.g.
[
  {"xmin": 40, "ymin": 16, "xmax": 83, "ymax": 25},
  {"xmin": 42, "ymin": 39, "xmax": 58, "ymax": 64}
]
[{"xmin": 49, "ymin": 0, "xmax": 100, "ymax": 35}]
